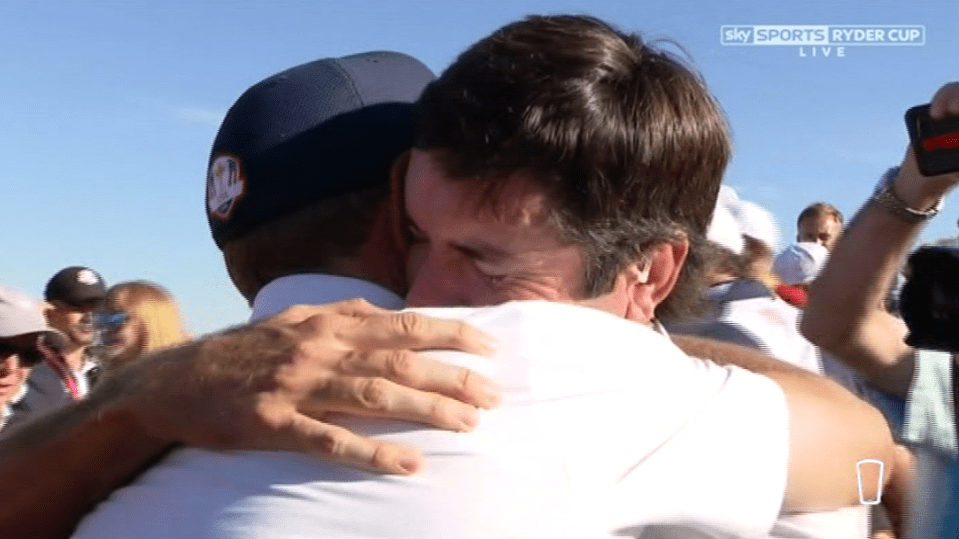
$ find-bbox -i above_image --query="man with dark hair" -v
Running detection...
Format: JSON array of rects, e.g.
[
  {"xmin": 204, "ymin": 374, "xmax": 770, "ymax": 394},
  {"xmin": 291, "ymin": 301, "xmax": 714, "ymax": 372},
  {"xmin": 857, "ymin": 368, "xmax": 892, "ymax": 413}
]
[
  {"xmin": 73, "ymin": 16, "xmax": 898, "ymax": 538},
  {"xmin": 797, "ymin": 201, "xmax": 844, "ymax": 251},
  {"xmin": 412, "ymin": 14, "xmax": 725, "ymax": 321}
]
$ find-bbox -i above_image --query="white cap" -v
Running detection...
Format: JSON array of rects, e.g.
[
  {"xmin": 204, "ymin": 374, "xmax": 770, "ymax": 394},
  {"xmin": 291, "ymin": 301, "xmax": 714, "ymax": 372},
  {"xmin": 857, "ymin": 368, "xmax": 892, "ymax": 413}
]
[
  {"xmin": 736, "ymin": 200, "xmax": 780, "ymax": 252},
  {"xmin": 0, "ymin": 286, "xmax": 58, "ymax": 339},
  {"xmin": 707, "ymin": 202, "xmax": 745, "ymax": 255},
  {"xmin": 773, "ymin": 242, "xmax": 829, "ymax": 285},
  {"xmin": 717, "ymin": 185, "xmax": 740, "ymax": 213}
]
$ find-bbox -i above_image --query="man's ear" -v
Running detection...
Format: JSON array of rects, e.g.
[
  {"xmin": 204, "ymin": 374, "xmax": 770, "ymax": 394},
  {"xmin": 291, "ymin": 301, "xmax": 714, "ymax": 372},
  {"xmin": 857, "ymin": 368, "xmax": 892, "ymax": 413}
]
[
  {"xmin": 623, "ymin": 239, "xmax": 689, "ymax": 322},
  {"xmin": 41, "ymin": 302, "xmax": 56, "ymax": 323}
]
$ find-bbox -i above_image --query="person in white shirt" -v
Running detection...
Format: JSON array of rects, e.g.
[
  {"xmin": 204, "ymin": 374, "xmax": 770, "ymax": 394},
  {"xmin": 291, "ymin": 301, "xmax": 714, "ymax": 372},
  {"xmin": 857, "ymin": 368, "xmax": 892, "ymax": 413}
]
[
  {"xmin": 72, "ymin": 14, "xmax": 898, "ymax": 539},
  {"xmin": 0, "ymin": 51, "xmax": 499, "ymax": 538}
]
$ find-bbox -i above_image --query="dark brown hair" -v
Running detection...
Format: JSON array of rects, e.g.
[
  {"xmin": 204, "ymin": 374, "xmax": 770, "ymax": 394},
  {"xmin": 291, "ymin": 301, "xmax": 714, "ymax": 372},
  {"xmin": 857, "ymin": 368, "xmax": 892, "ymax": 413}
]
[{"xmin": 416, "ymin": 15, "xmax": 731, "ymax": 320}]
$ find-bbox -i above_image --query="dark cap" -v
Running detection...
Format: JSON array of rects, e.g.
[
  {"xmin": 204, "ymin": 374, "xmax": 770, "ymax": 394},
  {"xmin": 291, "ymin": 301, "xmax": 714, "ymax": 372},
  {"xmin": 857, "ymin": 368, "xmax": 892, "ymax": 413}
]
[
  {"xmin": 206, "ymin": 51, "xmax": 435, "ymax": 248},
  {"xmin": 44, "ymin": 266, "xmax": 107, "ymax": 306}
]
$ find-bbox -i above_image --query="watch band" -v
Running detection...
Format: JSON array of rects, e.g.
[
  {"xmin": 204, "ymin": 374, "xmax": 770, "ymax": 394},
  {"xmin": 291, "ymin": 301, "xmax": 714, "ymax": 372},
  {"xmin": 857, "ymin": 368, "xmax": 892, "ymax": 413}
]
[{"xmin": 870, "ymin": 166, "xmax": 943, "ymax": 223}]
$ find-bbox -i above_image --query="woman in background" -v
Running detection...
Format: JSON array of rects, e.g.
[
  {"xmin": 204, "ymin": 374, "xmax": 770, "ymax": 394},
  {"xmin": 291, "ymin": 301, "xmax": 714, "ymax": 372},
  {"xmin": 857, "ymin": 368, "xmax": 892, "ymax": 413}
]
[{"xmin": 99, "ymin": 281, "xmax": 191, "ymax": 370}]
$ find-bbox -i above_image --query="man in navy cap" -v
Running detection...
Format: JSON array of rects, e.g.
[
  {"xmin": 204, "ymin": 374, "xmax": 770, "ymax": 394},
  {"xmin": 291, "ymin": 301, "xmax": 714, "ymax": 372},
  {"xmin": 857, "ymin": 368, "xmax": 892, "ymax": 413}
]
[
  {"xmin": 0, "ymin": 50, "xmax": 497, "ymax": 539},
  {"xmin": 42, "ymin": 266, "xmax": 106, "ymax": 397},
  {"xmin": 207, "ymin": 50, "xmax": 432, "ymax": 306}
]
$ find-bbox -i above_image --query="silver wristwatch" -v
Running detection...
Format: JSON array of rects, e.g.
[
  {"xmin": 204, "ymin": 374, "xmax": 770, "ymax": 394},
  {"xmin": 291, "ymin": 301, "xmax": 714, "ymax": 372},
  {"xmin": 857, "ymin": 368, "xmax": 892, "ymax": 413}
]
[{"xmin": 870, "ymin": 166, "xmax": 943, "ymax": 223}]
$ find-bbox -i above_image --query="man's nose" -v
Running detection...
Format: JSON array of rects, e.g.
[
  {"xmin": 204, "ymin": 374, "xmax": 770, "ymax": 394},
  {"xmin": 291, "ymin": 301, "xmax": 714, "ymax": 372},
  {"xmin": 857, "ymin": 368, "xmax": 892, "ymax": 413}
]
[
  {"xmin": 406, "ymin": 251, "xmax": 466, "ymax": 307},
  {"xmin": 0, "ymin": 356, "xmax": 18, "ymax": 377}
]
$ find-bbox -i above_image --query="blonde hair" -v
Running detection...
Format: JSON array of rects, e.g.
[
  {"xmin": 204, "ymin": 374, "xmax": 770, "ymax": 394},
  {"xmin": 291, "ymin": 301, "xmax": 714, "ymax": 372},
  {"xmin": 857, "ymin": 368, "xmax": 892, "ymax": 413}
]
[{"xmin": 104, "ymin": 281, "xmax": 191, "ymax": 365}]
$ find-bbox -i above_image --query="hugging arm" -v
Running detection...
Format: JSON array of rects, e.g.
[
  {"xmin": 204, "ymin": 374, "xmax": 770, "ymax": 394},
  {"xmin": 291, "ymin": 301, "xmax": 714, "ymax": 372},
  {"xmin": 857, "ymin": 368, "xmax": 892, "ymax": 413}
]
[{"xmin": 0, "ymin": 299, "xmax": 500, "ymax": 539}]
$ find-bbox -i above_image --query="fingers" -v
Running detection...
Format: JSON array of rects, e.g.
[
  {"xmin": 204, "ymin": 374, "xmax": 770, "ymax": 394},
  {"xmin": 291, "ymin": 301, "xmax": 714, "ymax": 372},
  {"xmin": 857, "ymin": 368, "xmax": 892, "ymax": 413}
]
[
  {"xmin": 337, "ymin": 349, "xmax": 500, "ymax": 409},
  {"xmin": 352, "ymin": 311, "xmax": 498, "ymax": 356},
  {"xmin": 273, "ymin": 301, "xmax": 498, "ymax": 357},
  {"xmin": 273, "ymin": 414, "xmax": 424, "ymax": 475},
  {"xmin": 301, "ymin": 375, "xmax": 483, "ymax": 432},
  {"xmin": 929, "ymin": 81, "xmax": 959, "ymax": 119},
  {"xmin": 271, "ymin": 299, "xmax": 387, "ymax": 324}
]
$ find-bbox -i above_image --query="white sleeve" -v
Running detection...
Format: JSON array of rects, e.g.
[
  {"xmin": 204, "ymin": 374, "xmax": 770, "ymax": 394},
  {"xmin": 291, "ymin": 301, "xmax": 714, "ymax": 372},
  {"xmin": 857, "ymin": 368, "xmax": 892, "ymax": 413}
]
[{"xmin": 607, "ymin": 362, "xmax": 790, "ymax": 536}]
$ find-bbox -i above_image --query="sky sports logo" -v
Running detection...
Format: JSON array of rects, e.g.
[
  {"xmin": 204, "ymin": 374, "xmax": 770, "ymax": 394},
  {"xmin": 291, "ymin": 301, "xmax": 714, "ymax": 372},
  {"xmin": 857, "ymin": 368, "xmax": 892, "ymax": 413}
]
[
  {"xmin": 721, "ymin": 25, "xmax": 924, "ymax": 58},
  {"xmin": 721, "ymin": 25, "xmax": 925, "ymax": 46}
]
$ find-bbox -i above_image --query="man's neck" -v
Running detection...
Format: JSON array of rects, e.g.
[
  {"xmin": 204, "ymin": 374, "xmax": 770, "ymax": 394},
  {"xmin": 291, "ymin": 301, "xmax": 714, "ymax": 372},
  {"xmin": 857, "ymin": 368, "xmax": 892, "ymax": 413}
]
[
  {"xmin": 60, "ymin": 346, "xmax": 87, "ymax": 372},
  {"xmin": 251, "ymin": 273, "xmax": 405, "ymax": 322}
]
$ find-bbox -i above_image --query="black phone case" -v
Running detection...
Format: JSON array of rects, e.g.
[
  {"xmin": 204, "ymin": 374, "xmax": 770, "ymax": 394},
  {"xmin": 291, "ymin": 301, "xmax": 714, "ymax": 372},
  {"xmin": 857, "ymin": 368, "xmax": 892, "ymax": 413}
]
[{"xmin": 905, "ymin": 104, "xmax": 959, "ymax": 176}]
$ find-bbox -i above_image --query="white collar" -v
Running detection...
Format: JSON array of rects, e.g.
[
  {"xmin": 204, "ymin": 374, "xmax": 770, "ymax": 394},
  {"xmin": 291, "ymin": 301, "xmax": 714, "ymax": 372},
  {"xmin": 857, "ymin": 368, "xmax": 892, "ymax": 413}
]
[
  {"xmin": 9, "ymin": 383, "xmax": 27, "ymax": 405},
  {"xmin": 1, "ymin": 384, "xmax": 28, "ymax": 429},
  {"xmin": 250, "ymin": 274, "xmax": 405, "ymax": 322}
]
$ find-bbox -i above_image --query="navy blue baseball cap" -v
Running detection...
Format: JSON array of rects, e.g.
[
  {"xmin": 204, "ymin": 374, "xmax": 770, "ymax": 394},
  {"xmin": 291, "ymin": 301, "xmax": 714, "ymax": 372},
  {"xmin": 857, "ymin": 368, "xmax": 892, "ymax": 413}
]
[
  {"xmin": 44, "ymin": 266, "xmax": 107, "ymax": 306},
  {"xmin": 206, "ymin": 51, "xmax": 435, "ymax": 248}
]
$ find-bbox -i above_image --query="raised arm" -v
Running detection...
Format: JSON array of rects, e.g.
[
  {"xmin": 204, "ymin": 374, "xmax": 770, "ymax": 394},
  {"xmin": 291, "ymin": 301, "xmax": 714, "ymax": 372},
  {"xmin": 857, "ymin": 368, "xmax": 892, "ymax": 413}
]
[
  {"xmin": 0, "ymin": 299, "xmax": 500, "ymax": 539},
  {"xmin": 802, "ymin": 82, "xmax": 959, "ymax": 398}
]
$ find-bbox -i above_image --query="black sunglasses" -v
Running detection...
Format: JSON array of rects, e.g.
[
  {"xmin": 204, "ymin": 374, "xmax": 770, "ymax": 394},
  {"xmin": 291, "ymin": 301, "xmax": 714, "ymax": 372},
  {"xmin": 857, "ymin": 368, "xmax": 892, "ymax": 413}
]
[
  {"xmin": 0, "ymin": 335, "xmax": 58, "ymax": 367},
  {"xmin": 94, "ymin": 311, "xmax": 129, "ymax": 331}
]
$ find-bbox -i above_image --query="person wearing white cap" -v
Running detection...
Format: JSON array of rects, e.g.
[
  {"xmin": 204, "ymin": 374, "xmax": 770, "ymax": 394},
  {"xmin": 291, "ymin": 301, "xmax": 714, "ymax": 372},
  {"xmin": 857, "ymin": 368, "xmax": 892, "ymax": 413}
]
[
  {"xmin": 671, "ymin": 202, "xmax": 823, "ymax": 374},
  {"xmin": 666, "ymin": 198, "xmax": 870, "ymax": 539},
  {"xmin": 736, "ymin": 199, "xmax": 781, "ymax": 287},
  {"xmin": 774, "ymin": 241, "xmax": 829, "ymax": 286},
  {"xmin": 772, "ymin": 242, "xmax": 829, "ymax": 308},
  {"xmin": 0, "ymin": 286, "xmax": 65, "ymax": 433}
]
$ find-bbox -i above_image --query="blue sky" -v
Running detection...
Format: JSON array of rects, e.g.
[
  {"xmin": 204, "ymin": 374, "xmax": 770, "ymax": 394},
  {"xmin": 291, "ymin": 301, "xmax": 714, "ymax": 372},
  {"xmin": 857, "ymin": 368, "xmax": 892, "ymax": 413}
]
[{"xmin": 1, "ymin": 0, "xmax": 957, "ymax": 335}]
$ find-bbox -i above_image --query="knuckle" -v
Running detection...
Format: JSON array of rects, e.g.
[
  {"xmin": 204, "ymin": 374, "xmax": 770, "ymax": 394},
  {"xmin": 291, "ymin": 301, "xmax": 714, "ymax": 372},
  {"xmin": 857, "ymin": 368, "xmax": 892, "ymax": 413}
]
[
  {"xmin": 335, "ymin": 349, "xmax": 363, "ymax": 374},
  {"xmin": 358, "ymin": 378, "xmax": 391, "ymax": 410},
  {"xmin": 343, "ymin": 298, "xmax": 371, "ymax": 311},
  {"xmin": 385, "ymin": 350, "xmax": 418, "ymax": 381},
  {"xmin": 368, "ymin": 443, "xmax": 393, "ymax": 469},
  {"xmin": 456, "ymin": 367, "xmax": 473, "ymax": 394},
  {"xmin": 452, "ymin": 322, "xmax": 471, "ymax": 345},
  {"xmin": 316, "ymin": 429, "xmax": 350, "ymax": 459},
  {"xmin": 429, "ymin": 394, "xmax": 446, "ymax": 420},
  {"xmin": 275, "ymin": 304, "xmax": 310, "ymax": 322},
  {"xmin": 395, "ymin": 312, "xmax": 426, "ymax": 337},
  {"xmin": 429, "ymin": 394, "xmax": 459, "ymax": 428},
  {"xmin": 301, "ymin": 313, "xmax": 336, "ymax": 337}
]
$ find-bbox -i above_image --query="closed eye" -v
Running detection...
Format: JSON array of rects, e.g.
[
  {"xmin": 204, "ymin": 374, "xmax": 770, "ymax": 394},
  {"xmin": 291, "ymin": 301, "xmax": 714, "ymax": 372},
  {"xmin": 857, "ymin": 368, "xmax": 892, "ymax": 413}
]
[
  {"xmin": 407, "ymin": 221, "xmax": 427, "ymax": 244},
  {"xmin": 473, "ymin": 260, "xmax": 509, "ymax": 284}
]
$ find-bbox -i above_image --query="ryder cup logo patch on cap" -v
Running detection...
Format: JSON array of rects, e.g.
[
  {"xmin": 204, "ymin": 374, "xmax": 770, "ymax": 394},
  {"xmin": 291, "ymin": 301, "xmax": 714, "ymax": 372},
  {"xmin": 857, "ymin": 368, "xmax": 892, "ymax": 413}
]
[
  {"xmin": 76, "ymin": 269, "xmax": 100, "ymax": 286},
  {"xmin": 207, "ymin": 154, "xmax": 246, "ymax": 220}
]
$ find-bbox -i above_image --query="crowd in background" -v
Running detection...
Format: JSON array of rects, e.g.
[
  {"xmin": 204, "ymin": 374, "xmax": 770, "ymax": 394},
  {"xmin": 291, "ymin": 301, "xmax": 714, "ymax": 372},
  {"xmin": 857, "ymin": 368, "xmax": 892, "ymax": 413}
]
[{"xmin": 0, "ymin": 269, "xmax": 190, "ymax": 432}]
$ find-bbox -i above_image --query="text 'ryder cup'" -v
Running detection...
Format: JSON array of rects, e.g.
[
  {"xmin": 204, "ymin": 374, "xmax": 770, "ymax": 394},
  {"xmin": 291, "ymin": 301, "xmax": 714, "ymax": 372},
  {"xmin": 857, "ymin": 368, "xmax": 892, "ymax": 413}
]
[{"xmin": 721, "ymin": 25, "xmax": 925, "ymax": 46}]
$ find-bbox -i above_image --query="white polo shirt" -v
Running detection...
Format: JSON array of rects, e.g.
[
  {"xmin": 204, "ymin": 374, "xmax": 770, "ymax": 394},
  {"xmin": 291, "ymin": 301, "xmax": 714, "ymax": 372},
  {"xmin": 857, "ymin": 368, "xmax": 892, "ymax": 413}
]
[{"xmin": 72, "ymin": 278, "xmax": 789, "ymax": 539}]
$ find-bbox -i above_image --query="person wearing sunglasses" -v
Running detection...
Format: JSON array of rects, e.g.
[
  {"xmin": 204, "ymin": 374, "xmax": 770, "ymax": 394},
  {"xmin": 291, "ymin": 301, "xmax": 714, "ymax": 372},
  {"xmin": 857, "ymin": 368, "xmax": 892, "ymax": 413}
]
[
  {"xmin": 0, "ymin": 286, "xmax": 65, "ymax": 433},
  {"xmin": 98, "ymin": 281, "xmax": 191, "ymax": 371}
]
